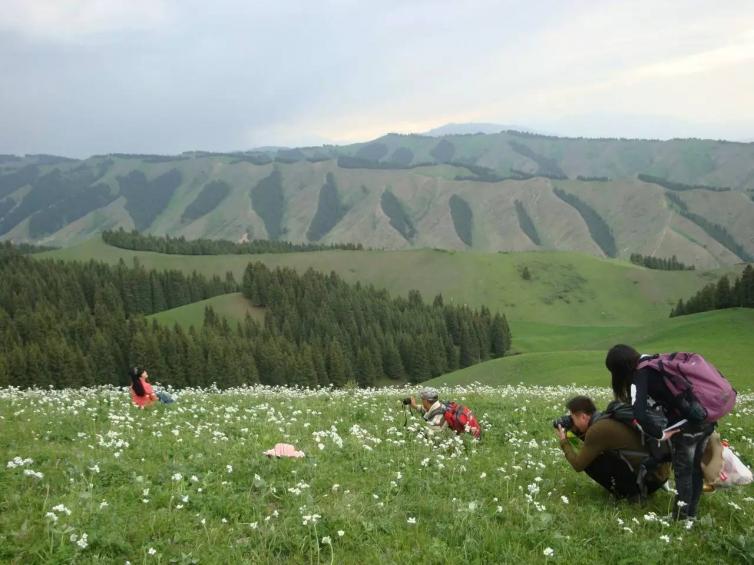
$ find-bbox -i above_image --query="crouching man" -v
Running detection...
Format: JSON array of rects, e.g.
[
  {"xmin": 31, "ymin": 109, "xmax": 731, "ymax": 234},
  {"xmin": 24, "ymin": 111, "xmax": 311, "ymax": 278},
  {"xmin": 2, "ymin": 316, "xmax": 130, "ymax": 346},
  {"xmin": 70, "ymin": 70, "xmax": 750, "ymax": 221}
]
[
  {"xmin": 408, "ymin": 387, "xmax": 481, "ymax": 439},
  {"xmin": 555, "ymin": 396, "xmax": 671, "ymax": 499}
]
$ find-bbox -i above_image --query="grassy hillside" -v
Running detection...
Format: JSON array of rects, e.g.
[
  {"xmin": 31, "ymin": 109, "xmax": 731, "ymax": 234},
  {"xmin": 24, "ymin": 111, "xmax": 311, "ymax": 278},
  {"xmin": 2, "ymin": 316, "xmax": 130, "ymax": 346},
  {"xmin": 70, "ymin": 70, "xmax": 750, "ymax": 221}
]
[
  {"xmin": 42, "ymin": 238, "xmax": 739, "ymax": 326},
  {"xmin": 5, "ymin": 386, "xmax": 753, "ymax": 563},
  {"xmin": 429, "ymin": 309, "xmax": 754, "ymax": 389},
  {"xmin": 3, "ymin": 137, "xmax": 754, "ymax": 266},
  {"xmin": 147, "ymin": 293, "xmax": 264, "ymax": 328}
]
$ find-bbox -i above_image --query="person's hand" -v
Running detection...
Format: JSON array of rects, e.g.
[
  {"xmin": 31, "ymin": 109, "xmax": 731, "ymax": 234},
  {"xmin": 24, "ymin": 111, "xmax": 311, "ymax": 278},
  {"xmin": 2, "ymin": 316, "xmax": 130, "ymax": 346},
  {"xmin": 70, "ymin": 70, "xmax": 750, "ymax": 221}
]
[
  {"xmin": 661, "ymin": 429, "xmax": 680, "ymax": 441},
  {"xmin": 409, "ymin": 397, "xmax": 417, "ymax": 409},
  {"xmin": 556, "ymin": 424, "xmax": 567, "ymax": 442}
]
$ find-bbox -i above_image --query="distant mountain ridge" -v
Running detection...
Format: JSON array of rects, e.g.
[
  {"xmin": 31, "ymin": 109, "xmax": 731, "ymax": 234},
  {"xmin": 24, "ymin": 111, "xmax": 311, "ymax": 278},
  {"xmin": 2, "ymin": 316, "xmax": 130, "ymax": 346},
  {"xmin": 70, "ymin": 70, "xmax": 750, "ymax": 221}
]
[
  {"xmin": 422, "ymin": 122, "xmax": 538, "ymax": 136},
  {"xmin": 1, "ymin": 130, "xmax": 754, "ymax": 267}
]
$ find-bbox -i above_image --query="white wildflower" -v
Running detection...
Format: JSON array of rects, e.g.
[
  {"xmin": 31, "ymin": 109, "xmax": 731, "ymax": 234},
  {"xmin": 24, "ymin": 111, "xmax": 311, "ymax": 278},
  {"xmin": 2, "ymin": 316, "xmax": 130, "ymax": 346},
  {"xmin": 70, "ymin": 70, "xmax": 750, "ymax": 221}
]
[{"xmin": 52, "ymin": 504, "xmax": 72, "ymax": 516}]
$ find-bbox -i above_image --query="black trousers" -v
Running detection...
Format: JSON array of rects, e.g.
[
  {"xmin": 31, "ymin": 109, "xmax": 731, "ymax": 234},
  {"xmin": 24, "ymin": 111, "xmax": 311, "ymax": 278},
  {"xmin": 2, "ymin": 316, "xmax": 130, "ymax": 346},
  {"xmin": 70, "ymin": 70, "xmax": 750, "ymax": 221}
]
[
  {"xmin": 584, "ymin": 453, "xmax": 664, "ymax": 499},
  {"xmin": 670, "ymin": 423, "xmax": 715, "ymax": 519}
]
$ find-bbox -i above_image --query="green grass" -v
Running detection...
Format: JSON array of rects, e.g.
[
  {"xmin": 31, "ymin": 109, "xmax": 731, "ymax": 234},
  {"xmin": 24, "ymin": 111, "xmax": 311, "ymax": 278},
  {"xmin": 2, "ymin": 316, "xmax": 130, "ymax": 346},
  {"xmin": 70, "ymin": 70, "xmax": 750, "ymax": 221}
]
[
  {"xmin": 148, "ymin": 293, "xmax": 265, "ymax": 329},
  {"xmin": 2, "ymin": 385, "xmax": 753, "ymax": 564},
  {"xmin": 41, "ymin": 238, "xmax": 738, "ymax": 326},
  {"xmin": 430, "ymin": 309, "xmax": 754, "ymax": 389}
]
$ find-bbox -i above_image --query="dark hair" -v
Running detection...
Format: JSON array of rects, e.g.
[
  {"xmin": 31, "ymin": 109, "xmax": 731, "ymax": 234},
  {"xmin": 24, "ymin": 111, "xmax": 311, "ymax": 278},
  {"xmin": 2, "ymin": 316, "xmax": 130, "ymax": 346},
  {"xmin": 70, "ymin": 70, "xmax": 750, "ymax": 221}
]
[
  {"xmin": 606, "ymin": 344, "xmax": 641, "ymax": 402},
  {"xmin": 130, "ymin": 366, "xmax": 146, "ymax": 396},
  {"xmin": 565, "ymin": 396, "xmax": 596, "ymax": 415}
]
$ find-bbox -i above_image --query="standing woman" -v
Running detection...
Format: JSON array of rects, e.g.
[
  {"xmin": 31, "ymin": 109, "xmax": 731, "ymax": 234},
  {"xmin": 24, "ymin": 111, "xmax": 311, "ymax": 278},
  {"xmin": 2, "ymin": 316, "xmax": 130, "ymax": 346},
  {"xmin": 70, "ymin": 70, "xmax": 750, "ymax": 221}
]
[{"xmin": 606, "ymin": 344, "xmax": 715, "ymax": 520}]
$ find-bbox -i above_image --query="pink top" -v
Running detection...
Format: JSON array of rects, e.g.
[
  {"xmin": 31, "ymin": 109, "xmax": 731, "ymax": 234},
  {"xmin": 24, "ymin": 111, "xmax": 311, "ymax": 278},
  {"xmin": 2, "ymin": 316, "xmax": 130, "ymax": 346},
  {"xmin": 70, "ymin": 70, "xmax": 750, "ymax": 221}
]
[{"xmin": 130, "ymin": 378, "xmax": 156, "ymax": 408}]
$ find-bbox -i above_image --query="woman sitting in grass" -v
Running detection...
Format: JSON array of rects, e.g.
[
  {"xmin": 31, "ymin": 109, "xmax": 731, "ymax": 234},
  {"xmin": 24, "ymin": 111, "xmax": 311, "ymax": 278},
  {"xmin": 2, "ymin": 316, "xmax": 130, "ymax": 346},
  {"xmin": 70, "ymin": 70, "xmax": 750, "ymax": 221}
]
[{"xmin": 129, "ymin": 367, "xmax": 174, "ymax": 408}]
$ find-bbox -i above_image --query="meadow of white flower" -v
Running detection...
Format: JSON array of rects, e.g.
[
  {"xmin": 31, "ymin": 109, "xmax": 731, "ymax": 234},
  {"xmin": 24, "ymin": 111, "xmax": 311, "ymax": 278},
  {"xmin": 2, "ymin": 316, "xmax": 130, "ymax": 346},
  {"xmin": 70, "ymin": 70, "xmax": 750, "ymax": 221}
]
[{"xmin": 1, "ymin": 384, "xmax": 753, "ymax": 563}]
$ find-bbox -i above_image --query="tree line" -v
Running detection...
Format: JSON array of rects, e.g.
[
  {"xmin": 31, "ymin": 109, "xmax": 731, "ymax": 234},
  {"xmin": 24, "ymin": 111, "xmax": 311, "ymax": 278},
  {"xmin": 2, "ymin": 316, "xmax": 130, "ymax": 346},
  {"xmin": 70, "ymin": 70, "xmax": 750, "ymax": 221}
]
[
  {"xmin": 630, "ymin": 253, "xmax": 695, "ymax": 271},
  {"xmin": 638, "ymin": 174, "xmax": 731, "ymax": 193},
  {"xmin": 553, "ymin": 188, "xmax": 616, "ymax": 257},
  {"xmin": 102, "ymin": 229, "xmax": 364, "ymax": 255},
  {"xmin": 664, "ymin": 193, "xmax": 753, "ymax": 262},
  {"xmin": 670, "ymin": 265, "xmax": 754, "ymax": 316},
  {"xmin": 0, "ymin": 243, "xmax": 511, "ymax": 389}
]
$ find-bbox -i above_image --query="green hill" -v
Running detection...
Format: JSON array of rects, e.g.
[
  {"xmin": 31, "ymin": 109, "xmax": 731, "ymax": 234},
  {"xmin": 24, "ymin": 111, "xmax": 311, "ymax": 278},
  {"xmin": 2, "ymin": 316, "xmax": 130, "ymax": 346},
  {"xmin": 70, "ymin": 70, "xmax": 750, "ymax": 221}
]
[
  {"xmin": 41, "ymin": 237, "xmax": 740, "ymax": 326},
  {"xmin": 147, "ymin": 293, "xmax": 264, "ymax": 329},
  {"xmin": 428, "ymin": 309, "xmax": 754, "ymax": 389},
  {"xmin": 3, "ymin": 132, "xmax": 754, "ymax": 266},
  {"xmin": 36, "ymin": 239, "xmax": 754, "ymax": 389}
]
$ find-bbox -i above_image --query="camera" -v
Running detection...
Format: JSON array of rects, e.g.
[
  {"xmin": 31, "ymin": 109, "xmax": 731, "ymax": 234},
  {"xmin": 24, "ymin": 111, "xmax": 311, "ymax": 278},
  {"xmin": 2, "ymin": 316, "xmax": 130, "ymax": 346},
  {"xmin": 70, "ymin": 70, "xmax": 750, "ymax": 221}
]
[
  {"xmin": 402, "ymin": 397, "xmax": 412, "ymax": 406},
  {"xmin": 552, "ymin": 414, "xmax": 573, "ymax": 430}
]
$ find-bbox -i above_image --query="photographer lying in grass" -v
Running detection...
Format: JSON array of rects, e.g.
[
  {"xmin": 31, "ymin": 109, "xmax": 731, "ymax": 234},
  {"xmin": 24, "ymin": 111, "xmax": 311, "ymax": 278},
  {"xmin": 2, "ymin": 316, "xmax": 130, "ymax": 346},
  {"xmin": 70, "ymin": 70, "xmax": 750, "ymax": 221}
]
[{"xmin": 406, "ymin": 387, "xmax": 481, "ymax": 438}]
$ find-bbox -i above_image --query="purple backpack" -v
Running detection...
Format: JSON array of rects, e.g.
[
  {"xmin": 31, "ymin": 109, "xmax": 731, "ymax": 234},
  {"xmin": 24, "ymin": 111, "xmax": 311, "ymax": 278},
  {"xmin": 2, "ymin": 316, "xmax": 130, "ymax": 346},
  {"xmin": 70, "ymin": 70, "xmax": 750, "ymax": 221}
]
[{"xmin": 638, "ymin": 352, "xmax": 736, "ymax": 423}]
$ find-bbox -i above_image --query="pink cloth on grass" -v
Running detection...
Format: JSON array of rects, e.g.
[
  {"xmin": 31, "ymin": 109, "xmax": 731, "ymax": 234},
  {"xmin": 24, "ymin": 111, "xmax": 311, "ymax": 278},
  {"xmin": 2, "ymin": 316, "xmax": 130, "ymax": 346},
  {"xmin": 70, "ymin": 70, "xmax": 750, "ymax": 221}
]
[{"xmin": 263, "ymin": 443, "xmax": 305, "ymax": 458}]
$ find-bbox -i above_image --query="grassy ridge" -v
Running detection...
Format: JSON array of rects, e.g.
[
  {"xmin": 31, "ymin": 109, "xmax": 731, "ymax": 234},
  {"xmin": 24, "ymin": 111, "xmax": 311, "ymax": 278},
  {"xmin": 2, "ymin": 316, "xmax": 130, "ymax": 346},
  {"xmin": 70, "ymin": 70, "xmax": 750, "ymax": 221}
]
[
  {"xmin": 430, "ymin": 309, "xmax": 754, "ymax": 389},
  {"xmin": 147, "ymin": 293, "xmax": 265, "ymax": 328},
  {"xmin": 41, "ymin": 238, "xmax": 738, "ymax": 326}
]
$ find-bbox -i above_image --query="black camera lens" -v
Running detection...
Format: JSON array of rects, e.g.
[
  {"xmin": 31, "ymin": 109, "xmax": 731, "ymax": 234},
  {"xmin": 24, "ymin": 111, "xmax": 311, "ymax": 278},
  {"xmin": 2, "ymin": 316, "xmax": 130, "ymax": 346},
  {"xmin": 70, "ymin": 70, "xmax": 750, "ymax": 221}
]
[
  {"xmin": 402, "ymin": 397, "xmax": 412, "ymax": 406},
  {"xmin": 552, "ymin": 414, "xmax": 573, "ymax": 430}
]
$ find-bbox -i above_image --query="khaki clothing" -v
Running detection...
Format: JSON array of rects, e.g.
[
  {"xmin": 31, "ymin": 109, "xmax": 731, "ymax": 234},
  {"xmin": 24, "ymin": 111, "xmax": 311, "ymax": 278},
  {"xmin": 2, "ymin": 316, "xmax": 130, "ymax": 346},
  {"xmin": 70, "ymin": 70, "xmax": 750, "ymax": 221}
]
[
  {"xmin": 701, "ymin": 431, "xmax": 723, "ymax": 484},
  {"xmin": 560, "ymin": 418, "xmax": 671, "ymax": 483}
]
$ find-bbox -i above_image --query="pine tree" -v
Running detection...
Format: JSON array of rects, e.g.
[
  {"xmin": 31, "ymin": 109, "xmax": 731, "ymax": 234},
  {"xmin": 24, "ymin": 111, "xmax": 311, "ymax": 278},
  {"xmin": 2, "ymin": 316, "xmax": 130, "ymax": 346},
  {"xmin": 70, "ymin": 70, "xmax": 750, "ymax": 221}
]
[
  {"xmin": 0, "ymin": 354, "xmax": 8, "ymax": 388},
  {"xmin": 151, "ymin": 275, "xmax": 167, "ymax": 313},
  {"xmin": 326, "ymin": 340, "xmax": 349, "ymax": 387},
  {"xmin": 490, "ymin": 314, "xmax": 509, "ymax": 357},
  {"xmin": 741, "ymin": 265, "xmax": 754, "ymax": 307},
  {"xmin": 90, "ymin": 332, "xmax": 119, "ymax": 385},
  {"xmin": 459, "ymin": 323, "xmax": 479, "ymax": 367},
  {"xmin": 355, "ymin": 347, "xmax": 378, "ymax": 388},
  {"xmin": 383, "ymin": 339, "xmax": 405, "ymax": 380},
  {"xmin": 715, "ymin": 276, "xmax": 733, "ymax": 309}
]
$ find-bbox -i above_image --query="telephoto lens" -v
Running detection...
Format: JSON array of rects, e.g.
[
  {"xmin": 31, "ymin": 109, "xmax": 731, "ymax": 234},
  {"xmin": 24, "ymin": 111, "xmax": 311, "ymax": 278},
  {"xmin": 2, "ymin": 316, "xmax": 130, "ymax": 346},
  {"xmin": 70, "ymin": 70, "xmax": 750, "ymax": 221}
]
[{"xmin": 402, "ymin": 397, "xmax": 412, "ymax": 406}]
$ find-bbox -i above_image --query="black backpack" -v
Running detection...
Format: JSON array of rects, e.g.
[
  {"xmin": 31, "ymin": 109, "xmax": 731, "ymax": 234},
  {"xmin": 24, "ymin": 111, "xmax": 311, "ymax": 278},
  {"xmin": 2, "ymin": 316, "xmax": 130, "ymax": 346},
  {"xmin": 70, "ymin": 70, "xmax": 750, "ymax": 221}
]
[
  {"xmin": 594, "ymin": 400, "xmax": 671, "ymax": 498},
  {"xmin": 596, "ymin": 400, "xmax": 670, "ymax": 460}
]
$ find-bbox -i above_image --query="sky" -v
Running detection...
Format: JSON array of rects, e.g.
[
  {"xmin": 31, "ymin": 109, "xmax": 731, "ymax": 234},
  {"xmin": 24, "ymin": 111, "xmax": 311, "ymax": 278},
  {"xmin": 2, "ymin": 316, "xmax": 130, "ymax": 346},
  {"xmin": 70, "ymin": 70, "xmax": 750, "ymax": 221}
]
[{"xmin": 1, "ymin": 0, "xmax": 754, "ymax": 157}]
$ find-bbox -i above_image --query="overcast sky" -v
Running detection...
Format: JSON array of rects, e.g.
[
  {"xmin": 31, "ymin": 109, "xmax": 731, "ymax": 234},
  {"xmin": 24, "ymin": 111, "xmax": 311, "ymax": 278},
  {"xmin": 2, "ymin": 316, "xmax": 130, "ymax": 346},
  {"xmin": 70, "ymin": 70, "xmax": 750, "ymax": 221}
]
[{"xmin": 1, "ymin": 0, "xmax": 754, "ymax": 157}]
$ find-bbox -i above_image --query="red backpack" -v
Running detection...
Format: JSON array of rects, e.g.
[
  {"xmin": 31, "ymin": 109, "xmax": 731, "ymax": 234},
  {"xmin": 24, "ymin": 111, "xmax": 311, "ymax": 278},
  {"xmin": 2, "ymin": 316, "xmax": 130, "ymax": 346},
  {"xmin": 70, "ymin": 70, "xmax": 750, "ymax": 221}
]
[{"xmin": 442, "ymin": 402, "xmax": 482, "ymax": 439}]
